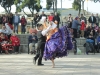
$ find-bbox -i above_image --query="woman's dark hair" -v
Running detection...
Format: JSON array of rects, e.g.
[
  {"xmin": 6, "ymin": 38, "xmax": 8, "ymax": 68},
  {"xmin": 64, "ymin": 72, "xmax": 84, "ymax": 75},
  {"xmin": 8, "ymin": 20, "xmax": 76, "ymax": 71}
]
[{"xmin": 36, "ymin": 23, "xmax": 42, "ymax": 27}]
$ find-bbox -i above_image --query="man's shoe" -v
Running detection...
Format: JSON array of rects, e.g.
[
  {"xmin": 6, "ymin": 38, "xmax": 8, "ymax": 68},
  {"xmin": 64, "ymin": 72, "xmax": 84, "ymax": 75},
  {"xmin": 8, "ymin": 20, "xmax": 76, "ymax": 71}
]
[
  {"xmin": 33, "ymin": 57, "xmax": 36, "ymax": 65},
  {"xmin": 37, "ymin": 64, "xmax": 44, "ymax": 66}
]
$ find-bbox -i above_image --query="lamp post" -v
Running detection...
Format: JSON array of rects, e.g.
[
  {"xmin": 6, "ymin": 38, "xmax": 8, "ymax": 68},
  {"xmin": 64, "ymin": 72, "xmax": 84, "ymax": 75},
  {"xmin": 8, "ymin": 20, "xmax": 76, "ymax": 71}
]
[{"xmin": 61, "ymin": 0, "xmax": 63, "ymax": 25}]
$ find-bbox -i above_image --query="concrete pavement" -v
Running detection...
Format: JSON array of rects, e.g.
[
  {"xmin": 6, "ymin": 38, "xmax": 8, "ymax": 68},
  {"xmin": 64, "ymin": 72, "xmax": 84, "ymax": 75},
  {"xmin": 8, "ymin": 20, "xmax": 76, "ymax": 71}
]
[{"xmin": 0, "ymin": 53, "xmax": 100, "ymax": 75}]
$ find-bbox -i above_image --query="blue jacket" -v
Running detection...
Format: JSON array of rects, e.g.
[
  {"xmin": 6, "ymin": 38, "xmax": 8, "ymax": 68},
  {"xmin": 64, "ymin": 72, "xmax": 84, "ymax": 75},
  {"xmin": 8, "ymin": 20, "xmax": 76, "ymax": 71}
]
[
  {"xmin": 86, "ymin": 39, "xmax": 94, "ymax": 43},
  {"xmin": 28, "ymin": 35, "xmax": 38, "ymax": 44},
  {"xmin": 13, "ymin": 15, "xmax": 20, "ymax": 24},
  {"xmin": 97, "ymin": 36, "xmax": 100, "ymax": 43},
  {"xmin": 72, "ymin": 20, "xmax": 80, "ymax": 29}
]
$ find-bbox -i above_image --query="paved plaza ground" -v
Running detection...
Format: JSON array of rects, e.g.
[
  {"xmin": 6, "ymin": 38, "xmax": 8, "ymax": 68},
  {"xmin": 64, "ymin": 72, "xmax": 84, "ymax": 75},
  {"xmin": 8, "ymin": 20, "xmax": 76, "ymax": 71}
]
[{"xmin": 0, "ymin": 53, "xmax": 100, "ymax": 75}]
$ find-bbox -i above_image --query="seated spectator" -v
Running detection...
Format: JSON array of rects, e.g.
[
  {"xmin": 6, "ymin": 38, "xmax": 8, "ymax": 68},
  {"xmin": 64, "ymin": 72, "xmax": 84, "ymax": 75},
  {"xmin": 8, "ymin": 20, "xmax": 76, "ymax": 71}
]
[
  {"xmin": 85, "ymin": 34, "xmax": 95, "ymax": 55},
  {"xmin": 0, "ymin": 33, "xmax": 9, "ymax": 54},
  {"xmin": 5, "ymin": 23, "xmax": 13, "ymax": 39},
  {"xmin": 0, "ymin": 24, "xmax": 13, "ymax": 39},
  {"xmin": 0, "ymin": 24, "xmax": 9, "ymax": 35},
  {"xmin": 72, "ymin": 35, "xmax": 77, "ymax": 55},
  {"xmin": 94, "ymin": 24, "xmax": 99, "ymax": 38},
  {"xmin": 28, "ymin": 30, "xmax": 38, "ymax": 54},
  {"xmin": 84, "ymin": 26, "xmax": 92, "ymax": 38},
  {"xmin": 10, "ymin": 33, "xmax": 20, "ymax": 54},
  {"xmin": 96, "ymin": 34, "xmax": 100, "ymax": 53}
]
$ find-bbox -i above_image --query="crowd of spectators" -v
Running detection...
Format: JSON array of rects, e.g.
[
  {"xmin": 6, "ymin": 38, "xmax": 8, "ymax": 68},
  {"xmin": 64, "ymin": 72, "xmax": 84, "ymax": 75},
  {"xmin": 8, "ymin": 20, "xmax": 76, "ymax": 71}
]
[{"xmin": 66, "ymin": 13, "xmax": 100, "ymax": 54}]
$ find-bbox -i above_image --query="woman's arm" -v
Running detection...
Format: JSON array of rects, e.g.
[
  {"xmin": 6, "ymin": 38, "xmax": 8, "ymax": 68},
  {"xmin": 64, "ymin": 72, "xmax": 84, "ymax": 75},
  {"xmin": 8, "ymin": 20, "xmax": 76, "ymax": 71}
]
[{"xmin": 41, "ymin": 25, "xmax": 51, "ymax": 36}]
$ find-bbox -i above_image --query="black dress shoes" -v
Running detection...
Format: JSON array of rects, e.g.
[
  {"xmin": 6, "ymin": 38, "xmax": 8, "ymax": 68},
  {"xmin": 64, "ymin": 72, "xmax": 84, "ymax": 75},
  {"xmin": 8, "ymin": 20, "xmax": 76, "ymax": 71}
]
[{"xmin": 37, "ymin": 64, "xmax": 44, "ymax": 66}]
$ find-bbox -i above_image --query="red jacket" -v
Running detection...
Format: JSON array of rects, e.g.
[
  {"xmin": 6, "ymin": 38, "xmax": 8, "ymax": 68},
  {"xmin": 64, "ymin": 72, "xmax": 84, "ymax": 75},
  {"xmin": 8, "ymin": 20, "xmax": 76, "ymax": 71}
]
[
  {"xmin": 10, "ymin": 36, "xmax": 20, "ymax": 46},
  {"xmin": 80, "ymin": 21, "xmax": 86, "ymax": 30},
  {"xmin": 48, "ymin": 15, "xmax": 54, "ymax": 22},
  {"xmin": 8, "ymin": 23, "xmax": 13, "ymax": 30},
  {"xmin": 20, "ymin": 18, "xmax": 27, "ymax": 25},
  {"xmin": 0, "ymin": 36, "xmax": 8, "ymax": 42}
]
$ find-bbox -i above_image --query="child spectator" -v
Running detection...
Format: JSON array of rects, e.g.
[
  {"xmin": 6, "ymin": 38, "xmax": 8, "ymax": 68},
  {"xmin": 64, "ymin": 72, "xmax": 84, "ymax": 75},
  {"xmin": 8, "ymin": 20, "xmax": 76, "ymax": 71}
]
[
  {"xmin": 10, "ymin": 33, "xmax": 20, "ymax": 54},
  {"xmin": 80, "ymin": 20, "xmax": 86, "ymax": 38}
]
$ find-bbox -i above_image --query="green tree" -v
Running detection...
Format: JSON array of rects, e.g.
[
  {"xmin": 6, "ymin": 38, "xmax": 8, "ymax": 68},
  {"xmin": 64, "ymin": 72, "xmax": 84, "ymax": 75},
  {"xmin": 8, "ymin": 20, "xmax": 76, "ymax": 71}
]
[
  {"xmin": 19, "ymin": 0, "xmax": 42, "ymax": 17},
  {"xmin": 46, "ymin": 0, "xmax": 57, "ymax": 12},
  {"xmin": 0, "ymin": 0, "xmax": 14, "ymax": 13},
  {"xmin": 46, "ymin": 0, "xmax": 52, "ymax": 10},
  {"xmin": 72, "ymin": 0, "xmax": 81, "ymax": 15},
  {"xmin": 14, "ymin": 0, "xmax": 22, "ymax": 12}
]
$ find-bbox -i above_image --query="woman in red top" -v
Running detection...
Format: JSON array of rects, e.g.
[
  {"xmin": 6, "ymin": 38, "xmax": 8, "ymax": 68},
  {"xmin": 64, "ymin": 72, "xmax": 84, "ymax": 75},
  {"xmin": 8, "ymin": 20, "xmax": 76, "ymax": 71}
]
[
  {"xmin": 20, "ymin": 16, "xmax": 27, "ymax": 34},
  {"xmin": 48, "ymin": 13, "xmax": 54, "ymax": 22},
  {"xmin": 80, "ymin": 20, "xmax": 86, "ymax": 37},
  {"xmin": 10, "ymin": 33, "xmax": 20, "ymax": 54},
  {"xmin": 0, "ymin": 33, "xmax": 9, "ymax": 54}
]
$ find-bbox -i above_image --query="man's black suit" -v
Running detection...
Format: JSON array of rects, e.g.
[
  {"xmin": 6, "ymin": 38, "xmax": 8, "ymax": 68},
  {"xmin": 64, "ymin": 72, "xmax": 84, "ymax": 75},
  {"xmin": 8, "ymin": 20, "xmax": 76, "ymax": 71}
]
[
  {"xmin": 33, "ymin": 31, "xmax": 46, "ymax": 65},
  {"xmin": 88, "ymin": 16, "xmax": 96, "ymax": 24}
]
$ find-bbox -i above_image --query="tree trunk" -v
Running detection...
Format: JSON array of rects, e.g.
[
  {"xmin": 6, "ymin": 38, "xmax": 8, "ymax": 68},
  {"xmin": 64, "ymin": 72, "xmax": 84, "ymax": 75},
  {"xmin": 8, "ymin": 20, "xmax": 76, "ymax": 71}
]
[
  {"xmin": 4, "ymin": 7, "xmax": 8, "ymax": 13},
  {"xmin": 55, "ymin": 0, "xmax": 57, "ymax": 12},
  {"xmin": 78, "ymin": 0, "xmax": 81, "ymax": 16},
  {"xmin": 32, "ymin": 12, "xmax": 34, "ymax": 17},
  {"xmin": 82, "ymin": 1, "xmax": 85, "ymax": 15},
  {"xmin": 22, "ymin": 9, "xmax": 28, "ymax": 16},
  {"xmin": 53, "ymin": 1, "xmax": 54, "ymax": 13},
  {"xmin": 8, "ymin": 7, "xmax": 11, "ymax": 13}
]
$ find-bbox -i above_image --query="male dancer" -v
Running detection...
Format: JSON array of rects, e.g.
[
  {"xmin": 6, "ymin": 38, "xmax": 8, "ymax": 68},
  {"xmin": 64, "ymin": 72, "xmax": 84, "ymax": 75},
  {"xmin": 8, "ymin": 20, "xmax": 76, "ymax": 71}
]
[{"xmin": 33, "ymin": 23, "xmax": 46, "ymax": 66}]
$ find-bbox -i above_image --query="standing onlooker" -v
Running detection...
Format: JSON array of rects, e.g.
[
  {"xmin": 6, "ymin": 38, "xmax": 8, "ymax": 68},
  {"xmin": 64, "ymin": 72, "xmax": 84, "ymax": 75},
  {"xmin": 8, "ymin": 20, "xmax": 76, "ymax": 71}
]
[
  {"xmin": 88, "ymin": 13, "xmax": 96, "ymax": 27},
  {"xmin": 8, "ymin": 13, "xmax": 13, "ymax": 25},
  {"xmin": 38, "ymin": 11, "xmax": 46, "ymax": 21},
  {"xmin": 33, "ymin": 13, "xmax": 39, "ymax": 27},
  {"xmin": 20, "ymin": 15, "xmax": 27, "ymax": 34},
  {"xmin": 10, "ymin": 33, "xmax": 20, "ymax": 54},
  {"xmin": 53, "ymin": 12, "xmax": 60, "ymax": 28},
  {"xmin": 13, "ymin": 12, "xmax": 20, "ymax": 34},
  {"xmin": 95, "ymin": 13, "xmax": 100, "ymax": 26},
  {"xmin": 48, "ymin": 13, "xmax": 54, "ymax": 22},
  {"xmin": 67, "ymin": 14, "xmax": 73, "ymax": 28},
  {"xmin": 72, "ymin": 17, "xmax": 81, "ymax": 38},
  {"xmin": 80, "ymin": 14, "xmax": 87, "ymax": 24},
  {"xmin": 2, "ymin": 15, "xmax": 8, "ymax": 25}
]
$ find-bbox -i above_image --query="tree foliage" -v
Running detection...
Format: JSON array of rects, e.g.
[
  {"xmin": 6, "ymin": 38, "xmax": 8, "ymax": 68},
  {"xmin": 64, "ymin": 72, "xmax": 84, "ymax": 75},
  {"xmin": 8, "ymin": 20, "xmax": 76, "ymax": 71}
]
[
  {"xmin": 46, "ymin": 0, "xmax": 52, "ymax": 10},
  {"xmin": 19, "ymin": 0, "xmax": 42, "ymax": 17},
  {"xmin": 72, "ymin": 0, "xmax": 81, "ymax": 15},
  {"xmin": 14, "ymin": 0, "xmax": 22, "ymax": 12},
  {"xmin": 0, "ymin": 0, "xmax": 14, "ymax": 13}
]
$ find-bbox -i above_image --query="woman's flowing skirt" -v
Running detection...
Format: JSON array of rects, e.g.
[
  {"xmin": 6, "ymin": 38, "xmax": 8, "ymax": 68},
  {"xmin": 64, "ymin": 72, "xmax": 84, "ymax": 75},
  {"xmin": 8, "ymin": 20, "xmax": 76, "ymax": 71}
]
[{"xmin": 43, "ymin": 26, "xmax": 73, "ymax": 60}]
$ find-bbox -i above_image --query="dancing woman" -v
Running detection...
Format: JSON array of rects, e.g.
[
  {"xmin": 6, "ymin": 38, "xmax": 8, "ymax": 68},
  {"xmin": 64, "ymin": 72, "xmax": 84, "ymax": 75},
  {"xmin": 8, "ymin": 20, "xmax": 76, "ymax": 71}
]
[{"xmin": 42, "ymin": 21, "xmax": 73, "ymax": 68}]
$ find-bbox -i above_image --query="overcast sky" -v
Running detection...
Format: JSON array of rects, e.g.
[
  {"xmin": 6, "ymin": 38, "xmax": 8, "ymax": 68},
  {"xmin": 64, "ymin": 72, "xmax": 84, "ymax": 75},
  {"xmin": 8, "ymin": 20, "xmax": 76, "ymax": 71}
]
[{"xmin": 0, "ymin": 0, "xmax": 100, "ymax": 13}]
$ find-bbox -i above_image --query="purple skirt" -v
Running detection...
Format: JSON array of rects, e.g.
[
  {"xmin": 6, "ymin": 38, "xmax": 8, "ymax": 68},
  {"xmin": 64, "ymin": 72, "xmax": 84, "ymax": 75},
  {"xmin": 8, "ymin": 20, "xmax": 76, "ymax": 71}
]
[{"xmin": 43, "ymin": 26, "xmax": 73, "ymax": 60}]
